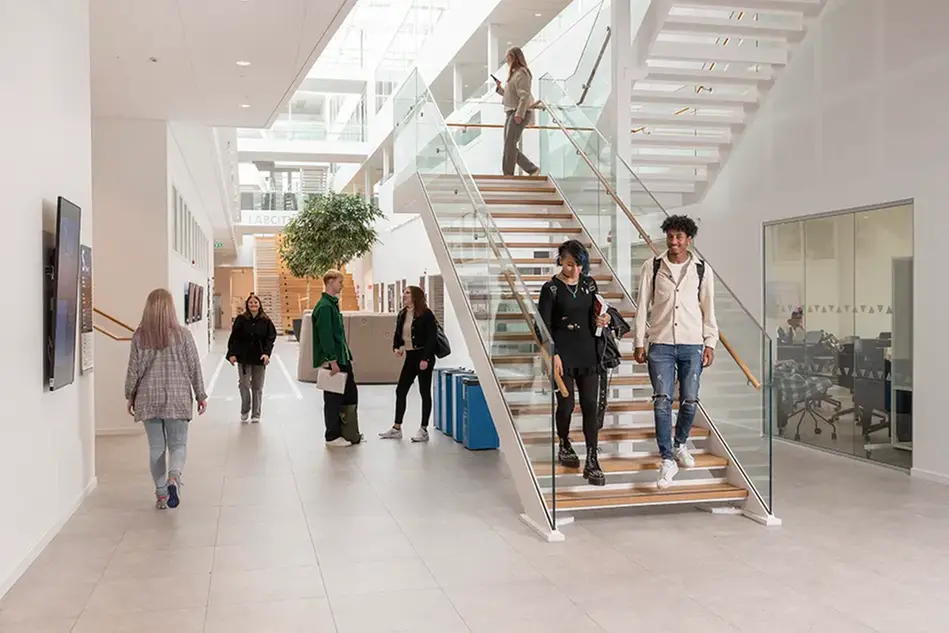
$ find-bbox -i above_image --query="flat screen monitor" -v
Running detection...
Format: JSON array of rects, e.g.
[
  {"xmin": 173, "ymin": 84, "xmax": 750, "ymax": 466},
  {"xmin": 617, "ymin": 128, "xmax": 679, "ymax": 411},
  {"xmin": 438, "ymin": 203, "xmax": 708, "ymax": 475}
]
[
  {"xmin": 184, "ymin": 283, "xmax": 192, "ymax": 324},
  {"xmin": 187, "ymin": 283, "xmax": 198, "ymax": 323},
  {"xmin": 196, "ymin": 285, "xmax": 205, "ymax": 321},
  {"xmin": 49, "ymin": 197, "xmax": 82, "ymax": 390}
]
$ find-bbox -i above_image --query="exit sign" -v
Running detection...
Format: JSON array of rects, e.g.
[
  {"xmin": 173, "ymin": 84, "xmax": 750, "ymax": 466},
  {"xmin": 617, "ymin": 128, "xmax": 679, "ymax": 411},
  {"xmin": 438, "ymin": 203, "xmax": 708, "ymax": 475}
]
[{"xmin": 214, "ymin": 241, "xmax": 223, "ymax": 249}]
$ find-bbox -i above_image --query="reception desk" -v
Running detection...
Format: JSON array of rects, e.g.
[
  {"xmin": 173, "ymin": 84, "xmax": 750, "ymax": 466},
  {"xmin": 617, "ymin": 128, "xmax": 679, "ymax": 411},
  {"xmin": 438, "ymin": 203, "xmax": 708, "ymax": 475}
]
[{"xmin": 297, "ymin": 311, "xmax": 402, "ymax": 384}]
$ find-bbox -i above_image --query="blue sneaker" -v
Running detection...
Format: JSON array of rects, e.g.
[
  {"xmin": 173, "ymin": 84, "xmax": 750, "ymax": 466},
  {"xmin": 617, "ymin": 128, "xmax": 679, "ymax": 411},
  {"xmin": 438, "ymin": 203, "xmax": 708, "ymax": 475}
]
[{"xmin": 167, "ymin": 475, "xmax": 181, "ymax": 508}]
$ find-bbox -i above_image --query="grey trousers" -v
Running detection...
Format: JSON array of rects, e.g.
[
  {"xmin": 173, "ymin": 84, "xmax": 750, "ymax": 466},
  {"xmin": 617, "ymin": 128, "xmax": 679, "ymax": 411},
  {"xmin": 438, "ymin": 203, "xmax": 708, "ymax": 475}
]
[
  {"xmin": 502, "ymin": 110, "xmax": 538, "ymax": 176},
  {"xmin": 238, "ymin": 363, "xmax": 267, "ymax": 418},
  {"xmin": 144, "ymin": 419, "xmax": 188, "ymax": 496}
]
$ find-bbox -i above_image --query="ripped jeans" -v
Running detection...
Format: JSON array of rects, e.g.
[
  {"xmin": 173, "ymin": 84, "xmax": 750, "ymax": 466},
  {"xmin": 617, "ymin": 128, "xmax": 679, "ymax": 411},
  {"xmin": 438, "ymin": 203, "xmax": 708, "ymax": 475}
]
[{"xmin": 647, "ymin": 344, "xmax": 704, "ymax": 461}]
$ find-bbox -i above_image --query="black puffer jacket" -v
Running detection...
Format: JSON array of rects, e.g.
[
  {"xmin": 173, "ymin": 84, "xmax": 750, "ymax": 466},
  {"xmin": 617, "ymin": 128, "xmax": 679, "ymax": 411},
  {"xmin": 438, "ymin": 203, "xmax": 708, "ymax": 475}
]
[
  {"xmin": 227, "ymin": 313, "xmax": 277, "ymax": 366},
  {"xmin": 392, "ymin": 308, "xmax": 438, "ymax": 362}
]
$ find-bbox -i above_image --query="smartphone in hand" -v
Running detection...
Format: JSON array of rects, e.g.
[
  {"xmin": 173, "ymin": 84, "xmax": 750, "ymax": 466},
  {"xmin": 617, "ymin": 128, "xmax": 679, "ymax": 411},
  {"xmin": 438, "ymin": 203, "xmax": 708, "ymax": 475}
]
[{"xmin": 490, "ymin": 74, "xmax": 499, "ymax": 84}]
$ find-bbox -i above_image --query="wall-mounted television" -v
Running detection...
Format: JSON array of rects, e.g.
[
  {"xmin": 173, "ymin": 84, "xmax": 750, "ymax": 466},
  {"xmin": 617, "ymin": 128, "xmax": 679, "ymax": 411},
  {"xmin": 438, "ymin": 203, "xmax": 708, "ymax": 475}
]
[
  {"xmin": 184, "ymin": 282, "xmax": 192, "ymax": 324},
  {"xmin": 195, "ymin": 285, "xmax": 204, "ymax": 322},
  {"xmin": 48, "ymin": 197, "xmax": 82, "ymax": 391}
]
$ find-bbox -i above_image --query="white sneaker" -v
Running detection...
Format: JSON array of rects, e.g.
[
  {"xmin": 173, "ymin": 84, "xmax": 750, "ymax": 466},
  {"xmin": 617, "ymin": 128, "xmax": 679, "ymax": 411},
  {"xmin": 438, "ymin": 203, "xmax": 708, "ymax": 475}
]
[
  {"xmin": 379, "ymin": 427, "xmax": 403, "ymax": 439},
  {"xmin": 411, "ymin": 428, "xmax": 430, "ymax": 443},
  {"xmin": 325, "ymin": 437, "xmax": 352, "ymax": 447},
  {"xmin": 657, "ymin": 459, "xmax": 679, "ymax": 489},
  {"xmin": 675, "ymin": 445, "xmax": 696, "ymax": 468},
  {"xmin": 240, "ymin": 412, "xmax": 249, "ymax": 424},
  {"xmin": 251, "ymin": 417, "xmax": 260, "ymax": 424}
]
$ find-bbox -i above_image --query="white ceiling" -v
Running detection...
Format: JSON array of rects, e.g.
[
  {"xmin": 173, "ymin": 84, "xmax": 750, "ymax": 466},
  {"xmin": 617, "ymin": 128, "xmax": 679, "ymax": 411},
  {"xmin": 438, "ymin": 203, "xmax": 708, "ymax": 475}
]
[{"xmin": 91, "ymin": 0, "xmax": 358, "ymax": 127}]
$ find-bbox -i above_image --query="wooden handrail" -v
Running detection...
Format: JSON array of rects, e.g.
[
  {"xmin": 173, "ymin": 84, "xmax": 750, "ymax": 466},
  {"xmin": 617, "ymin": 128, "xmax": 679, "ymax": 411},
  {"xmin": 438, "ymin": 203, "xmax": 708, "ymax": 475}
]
[
  {"xmin": 447, "ymin": 123, "xmax": 595, "ymax": 132},
  {"xmin": 93, "ymin": 308, "xmax": 135, "ymax": 333},
  {"xmin": 540, "ymin": 101, "xmax": 761, "ymax": 391},
  {"xmin": 500, "ymin": 270, "xmax": 570, "ymax": 398},
  {"xmin": 93, "ymin": 324, "xmax": 131, "ymax": 342}
]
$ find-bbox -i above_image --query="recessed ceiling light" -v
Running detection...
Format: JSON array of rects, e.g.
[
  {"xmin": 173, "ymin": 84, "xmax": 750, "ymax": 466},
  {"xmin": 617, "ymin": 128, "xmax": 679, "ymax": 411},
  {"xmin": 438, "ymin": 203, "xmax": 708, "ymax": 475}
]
[
  {"xmin": 236, "ymin": 60, "xmax": 251, "ymax": 67},
  {"xmin": 535, "ymin": 12, "xmax": 542, "ymax": 17},
  {"xmin": 240, "ymin": 104, "xmax": 251, "ymax": 108}
]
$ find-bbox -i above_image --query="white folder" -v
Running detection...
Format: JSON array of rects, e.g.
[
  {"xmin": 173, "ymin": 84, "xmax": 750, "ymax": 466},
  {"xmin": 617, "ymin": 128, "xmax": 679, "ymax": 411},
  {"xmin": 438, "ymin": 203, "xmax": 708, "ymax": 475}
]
[{"xmin": 316, "ymin": 367, "xmax": 347, "ymax": 394}]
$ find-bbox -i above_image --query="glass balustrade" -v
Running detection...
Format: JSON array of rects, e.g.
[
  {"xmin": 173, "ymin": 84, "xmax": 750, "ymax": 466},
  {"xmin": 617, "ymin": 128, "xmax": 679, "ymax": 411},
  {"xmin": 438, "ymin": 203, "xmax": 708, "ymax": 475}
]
[
  {"xmin": 394, "ymin": 70, "xmax": 562, "ymax": 527},
  {"xmin": 535, "ymin": 76, "xmax": 775, "ymax": 514}
]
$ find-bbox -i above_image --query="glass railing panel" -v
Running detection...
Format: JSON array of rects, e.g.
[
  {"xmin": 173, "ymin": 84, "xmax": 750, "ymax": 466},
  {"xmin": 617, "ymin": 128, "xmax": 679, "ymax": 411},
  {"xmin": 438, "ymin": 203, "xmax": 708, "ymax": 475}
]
[
  {"xmin": 536, "ymin": 76, "xmax": 774, "ymax": 513},
  {"xmin": 393, "ymin": 70, "xmax": 561, "ymax": 523}
]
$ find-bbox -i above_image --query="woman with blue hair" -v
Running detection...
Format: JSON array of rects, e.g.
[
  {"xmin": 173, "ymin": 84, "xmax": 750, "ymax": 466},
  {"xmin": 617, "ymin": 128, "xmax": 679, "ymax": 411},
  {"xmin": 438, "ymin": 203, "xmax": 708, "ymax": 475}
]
[{"xmin": 537, "ymin": 240, "xmax": 611, "ymax": 485}]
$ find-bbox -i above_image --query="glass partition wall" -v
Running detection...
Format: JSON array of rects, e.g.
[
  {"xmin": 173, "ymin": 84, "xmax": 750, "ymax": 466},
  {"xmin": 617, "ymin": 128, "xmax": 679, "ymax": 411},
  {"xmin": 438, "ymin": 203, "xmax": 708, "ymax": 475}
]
[{"xmin": 764, "ymin": 202, "xmax": 914, "ymax": 469}]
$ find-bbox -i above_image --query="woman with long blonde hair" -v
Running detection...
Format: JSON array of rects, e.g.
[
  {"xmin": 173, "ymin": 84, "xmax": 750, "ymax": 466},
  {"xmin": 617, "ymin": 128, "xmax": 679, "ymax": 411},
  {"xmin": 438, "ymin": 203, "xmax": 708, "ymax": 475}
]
[
  {"xmin": 125, "ymin": 288, "xmax": 208, "ymax": 509},
  {"xmin": 493, "ymin": 46, "xmax": 540, "ymax": 177}
]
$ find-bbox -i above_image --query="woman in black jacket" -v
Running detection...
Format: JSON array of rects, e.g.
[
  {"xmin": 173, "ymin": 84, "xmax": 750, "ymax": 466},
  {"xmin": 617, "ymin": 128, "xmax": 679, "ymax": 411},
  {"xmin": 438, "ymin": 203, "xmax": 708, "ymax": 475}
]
[
  {"xmin": 538, "ymin": 240, "xmax": 611, "ymax": 485},
  {"xmin": 379, "ymin": 286, "xmax": 438, "ymax": 443},
  {"xmin": 226, "ymin": 294, "xmax": 277, "ymax": 424}
]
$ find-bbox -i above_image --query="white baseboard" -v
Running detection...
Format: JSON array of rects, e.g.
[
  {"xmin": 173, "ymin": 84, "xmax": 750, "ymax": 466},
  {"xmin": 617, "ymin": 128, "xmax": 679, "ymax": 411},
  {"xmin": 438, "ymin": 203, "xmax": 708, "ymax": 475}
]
[
  {"xmin": 911, "ymin": 467, "xmax": 949, "ymax": 486},
  {"xmin": 0, "ymin": 477, "xmax": 98, "ymax": 600},
  {"xmin": 96, "ymin": 426, "xmax": 141, "ymax": 437}
]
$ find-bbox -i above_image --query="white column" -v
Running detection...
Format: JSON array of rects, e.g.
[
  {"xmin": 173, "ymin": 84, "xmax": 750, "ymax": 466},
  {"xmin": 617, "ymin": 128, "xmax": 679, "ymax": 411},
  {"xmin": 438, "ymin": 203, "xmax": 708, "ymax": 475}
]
[
  {"xmin": 487, "ymin": 23, "xmax": 500, "ymax": 77},
  {"xmin": 382, "ymin": 146, "xmax": 391, "ymax": 181},
  {"xmin": 452, "ymin": 63, "xmax": 464, "ymax": 112},
  {"xmin": 610, "ymin": 0, "xmax": 634, "ymax": 287},
  {"xmin": 364, "ymin": 168, "xmax": 373, "ymax": 201}
]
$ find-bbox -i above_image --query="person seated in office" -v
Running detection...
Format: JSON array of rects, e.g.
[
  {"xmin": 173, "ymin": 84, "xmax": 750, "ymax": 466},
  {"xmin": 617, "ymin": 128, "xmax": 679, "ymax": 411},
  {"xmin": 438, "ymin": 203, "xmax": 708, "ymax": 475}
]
[{"xmin": 778, "ymin": 307, "xmax": 806, "ymax": 344}]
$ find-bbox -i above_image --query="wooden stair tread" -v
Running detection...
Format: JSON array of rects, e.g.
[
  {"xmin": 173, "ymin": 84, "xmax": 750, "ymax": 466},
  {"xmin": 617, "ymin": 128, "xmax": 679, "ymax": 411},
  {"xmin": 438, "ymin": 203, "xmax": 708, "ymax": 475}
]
[
  {"xmin": 442, "ymin": 226, "xmax": 583, "ymax": 234},
  {"xmin": 483, "ymin": 198, "xmax": 564, "ymax": 206},
  {"xmin": 500, "ymin": 374, "xmax": 649, "ymax": 388},
  {"xmin": 474, "ymin": 174, "xmax": 548, "ymax": 181},
  {"xmin": 513, "ymin": 274, "xmax": 613, "ymax": 282},
  {"xmin": 487, "ymin": 311, "xmax": 636, "ymax": 320},
  {"xmin": 545, "ymin": 483, "xmax": 748, "ymax": 509},
  {"xmin": 538, "ymin": 453, "xmax": 727, "ymax": 476},
  {"xmin": 511, "ymin": 398, "xmax": 658, "ymax": 415},
  {"xmin": 521, "ymin": 425, "xmax": 708, "ymax": 444},
  {"xmin": 453, "ymin": 257, "xmax": 604, "ymax": 265},
  {"xmin": 478, "ymin": 186, "xmax": 557, "ymax": 193}
]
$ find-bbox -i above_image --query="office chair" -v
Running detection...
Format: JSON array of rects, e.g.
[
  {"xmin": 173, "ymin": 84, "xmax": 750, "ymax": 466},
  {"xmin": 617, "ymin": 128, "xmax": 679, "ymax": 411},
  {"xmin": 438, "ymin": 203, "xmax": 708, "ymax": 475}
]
[
  {"xmin": 830, "ymin": 342, "xmax": 855, "ymax": 424},
  {"xmin": 852, "ymin": 338, "xmax": 890, "ymax": 442},
  {"xmin": 773, "ymin": 360, "xmax": 837, "ymax": 441}
]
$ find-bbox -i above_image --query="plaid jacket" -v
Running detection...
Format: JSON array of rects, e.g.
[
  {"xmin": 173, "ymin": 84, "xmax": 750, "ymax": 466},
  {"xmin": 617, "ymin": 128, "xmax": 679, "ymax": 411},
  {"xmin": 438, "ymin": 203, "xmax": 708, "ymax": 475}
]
[{"xmin": 124, "ymin": 327, "xmax": 208, "ymax": 422}]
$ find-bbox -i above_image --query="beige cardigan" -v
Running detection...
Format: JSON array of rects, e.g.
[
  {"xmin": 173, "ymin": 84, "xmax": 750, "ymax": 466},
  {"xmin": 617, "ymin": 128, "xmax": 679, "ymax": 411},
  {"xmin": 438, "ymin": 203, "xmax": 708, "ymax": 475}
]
[{"xmin": 497, "ymin": 67, "xmax": 534, "ymax": 119}]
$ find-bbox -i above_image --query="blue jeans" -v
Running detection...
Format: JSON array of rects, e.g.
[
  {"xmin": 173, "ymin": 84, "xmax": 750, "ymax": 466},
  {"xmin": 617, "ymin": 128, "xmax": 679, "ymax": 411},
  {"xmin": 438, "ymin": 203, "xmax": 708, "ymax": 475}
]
[
  {"xmin": 647, "ymin": 344, "xmax": 704, "ymax": 460},
  {"xmin": 143, "ymin": 419, "xmax": 189, "ymax": 496}
]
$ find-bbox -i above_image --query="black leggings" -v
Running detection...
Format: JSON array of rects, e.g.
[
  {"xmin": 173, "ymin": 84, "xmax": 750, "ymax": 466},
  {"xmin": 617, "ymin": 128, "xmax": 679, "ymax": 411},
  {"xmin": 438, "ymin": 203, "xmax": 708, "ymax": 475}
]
[
  {"xmin": 555, "ymin": 372, "xmax": 599, "ymax": 450},
  {"xmin": 394, "ymin": 350, "xmax": 434, "ymax": 428}
]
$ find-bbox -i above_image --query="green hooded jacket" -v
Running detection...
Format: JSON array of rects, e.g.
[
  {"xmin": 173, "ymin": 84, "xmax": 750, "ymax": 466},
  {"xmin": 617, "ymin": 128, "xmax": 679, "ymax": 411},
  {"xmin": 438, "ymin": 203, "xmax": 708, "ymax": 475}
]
[{"xmin": 312, "ymin": 292, "xmax": 352, "ymax": 368}]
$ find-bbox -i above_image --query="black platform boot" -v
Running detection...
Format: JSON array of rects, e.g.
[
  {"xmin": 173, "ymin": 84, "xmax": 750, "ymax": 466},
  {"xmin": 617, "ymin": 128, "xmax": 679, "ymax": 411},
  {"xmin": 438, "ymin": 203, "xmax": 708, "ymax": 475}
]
[
  {"xmin": 583, "ymin": 450, "xmax": 606, "ymax": 486},
  {"xmin": 558, "ymin": 438, "xmax": 581, "ymax": 469}
]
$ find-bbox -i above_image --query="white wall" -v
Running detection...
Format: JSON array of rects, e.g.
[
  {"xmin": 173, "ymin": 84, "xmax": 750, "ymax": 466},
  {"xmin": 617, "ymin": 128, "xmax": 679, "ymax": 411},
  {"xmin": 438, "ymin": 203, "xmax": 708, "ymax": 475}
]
[
  {"xmin": 683, "ymin": 0, "xmax": 947, "ymax": 482},
  {"xmin": 167, "ymin": 122, "xmax": 216, "ymax": 357},
  {"xmin": 92, "ymin": 120, "xmax": 219, "ymax": 435},
  {"xmin": 0, "ymin": 0, "xmax": 96, "ymax": 598},
  {"xmin": 372, "ymin": 216, "xmax": 472, "ymax": 367},
  {"xmin": 92, "ymin": 118, "xmax": 169, "ymax": 435}
]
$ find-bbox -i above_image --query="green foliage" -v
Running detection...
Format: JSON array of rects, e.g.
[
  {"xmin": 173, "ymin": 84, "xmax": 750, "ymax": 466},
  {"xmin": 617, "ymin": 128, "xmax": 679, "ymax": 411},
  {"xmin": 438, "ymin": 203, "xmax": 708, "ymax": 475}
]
[{"xmin": 280, "ymin": 193, "xmax": 384, "ymax": 279}]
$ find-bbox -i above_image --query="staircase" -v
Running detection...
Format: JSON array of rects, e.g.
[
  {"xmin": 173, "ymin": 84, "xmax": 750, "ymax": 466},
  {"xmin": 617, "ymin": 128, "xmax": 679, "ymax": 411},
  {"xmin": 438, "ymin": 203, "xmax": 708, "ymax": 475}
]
[
  {"xmin": 627, "ymin": 0, "xmax": 826, "ymax": 206},
  {"xmin": 394, "ymin": 67, "xmax": 775, "ymax": 540},
  {"xmin": 428, "ymin": 172, "xmax": 750, "ymax": 514}
]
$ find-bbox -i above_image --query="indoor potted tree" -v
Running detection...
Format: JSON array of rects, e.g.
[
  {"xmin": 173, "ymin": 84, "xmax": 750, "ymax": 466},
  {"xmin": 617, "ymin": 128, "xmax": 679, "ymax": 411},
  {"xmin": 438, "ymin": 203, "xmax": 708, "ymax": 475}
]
[{"xmin": 280, "ymin": 192, "xmax": 383, "ymax": 340}]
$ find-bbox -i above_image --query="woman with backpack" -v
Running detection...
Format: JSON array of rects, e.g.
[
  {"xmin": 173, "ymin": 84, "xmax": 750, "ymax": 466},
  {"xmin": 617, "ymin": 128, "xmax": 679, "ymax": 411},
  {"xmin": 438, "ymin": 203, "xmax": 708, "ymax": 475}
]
[
  {"xmin": 226, "ymin": 294, "xmax": 277, "ymax": 424},
  {"xmin": 538, "ymin": 240, "xmax": 611, "ymax": 486},
  {"xmin": 379, "ymin": 286, "xmax": 439, "ymax": 443},
  {"xmin": 125, "ymin": 288, "xmax": 207, "ymax": 509}
]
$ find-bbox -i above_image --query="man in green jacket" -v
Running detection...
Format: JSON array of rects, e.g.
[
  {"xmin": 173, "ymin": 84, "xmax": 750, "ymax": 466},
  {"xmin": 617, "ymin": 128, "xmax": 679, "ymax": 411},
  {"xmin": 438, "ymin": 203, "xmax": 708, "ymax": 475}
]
[{"xmin": 312, "ymin": 269, "xmax": 361, "ymax": 446}]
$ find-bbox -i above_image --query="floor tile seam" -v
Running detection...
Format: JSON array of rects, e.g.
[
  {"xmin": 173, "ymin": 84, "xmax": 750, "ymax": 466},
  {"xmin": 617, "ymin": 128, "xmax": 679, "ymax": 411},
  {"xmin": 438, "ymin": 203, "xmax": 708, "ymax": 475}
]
[
  {"xmin": 65, "ymin": 532, "xmax": 127, "ymax": 631},
  {"xmin": 280, "ymin": 414, "xmax": 340, "ymax": 633}
]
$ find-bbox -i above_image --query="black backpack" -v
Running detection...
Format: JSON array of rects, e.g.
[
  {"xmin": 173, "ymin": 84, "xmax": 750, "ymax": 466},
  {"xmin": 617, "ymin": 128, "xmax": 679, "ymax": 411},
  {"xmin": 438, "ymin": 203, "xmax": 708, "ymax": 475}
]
[{"xmin": 652, "ymin": 256, "xmax": 705, "ymax": 302}]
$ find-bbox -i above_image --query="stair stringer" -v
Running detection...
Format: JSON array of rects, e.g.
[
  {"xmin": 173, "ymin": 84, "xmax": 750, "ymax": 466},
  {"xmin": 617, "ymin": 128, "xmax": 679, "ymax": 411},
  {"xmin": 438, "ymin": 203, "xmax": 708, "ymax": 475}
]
[{"xmin": 395, "ymin": 173, "xmax": 564, "ymax": 542}]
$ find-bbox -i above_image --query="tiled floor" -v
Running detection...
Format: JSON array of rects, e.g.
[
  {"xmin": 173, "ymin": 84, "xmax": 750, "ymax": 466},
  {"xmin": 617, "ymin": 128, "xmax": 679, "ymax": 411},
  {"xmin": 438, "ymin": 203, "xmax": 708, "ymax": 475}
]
[{"xmin": 2, "ymin": 339, "xmax": 948, "ymax": 632}]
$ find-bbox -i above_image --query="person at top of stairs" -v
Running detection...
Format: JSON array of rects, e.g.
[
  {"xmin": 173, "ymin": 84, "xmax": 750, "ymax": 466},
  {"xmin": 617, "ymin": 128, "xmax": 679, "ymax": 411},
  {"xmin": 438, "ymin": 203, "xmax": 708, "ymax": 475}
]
[
  {"xmin": 538, "ymin": 240, "xmax": 611, "ymax": 486},
  {"xmin": 632, "ymin": 215, "xmax": 719, "ymax": 490},
  {"xmin": 494, "ymin": 46, "xmax": 540, "ymax": 177}
]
